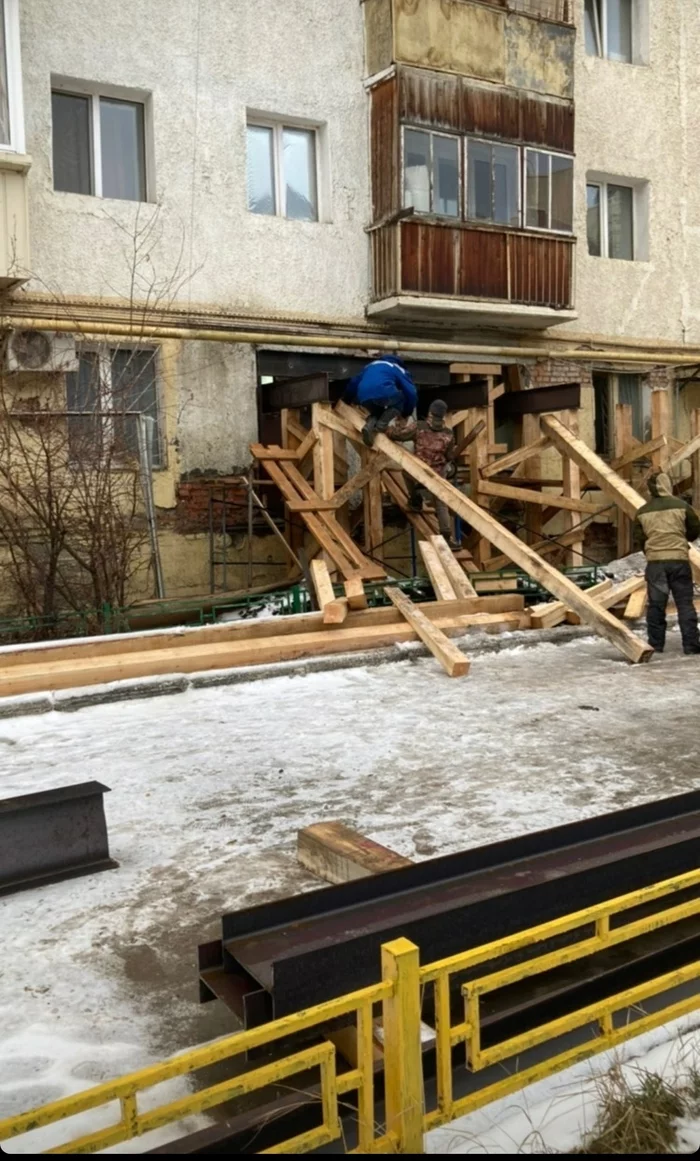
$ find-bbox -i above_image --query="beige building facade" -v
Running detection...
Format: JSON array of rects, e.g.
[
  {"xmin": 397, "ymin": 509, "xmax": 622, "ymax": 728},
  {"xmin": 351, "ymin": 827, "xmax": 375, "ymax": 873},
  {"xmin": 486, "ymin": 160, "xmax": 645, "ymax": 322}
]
[{"xmin": 0, "ymin": 0, "xmax": 696, "ymax": 607}]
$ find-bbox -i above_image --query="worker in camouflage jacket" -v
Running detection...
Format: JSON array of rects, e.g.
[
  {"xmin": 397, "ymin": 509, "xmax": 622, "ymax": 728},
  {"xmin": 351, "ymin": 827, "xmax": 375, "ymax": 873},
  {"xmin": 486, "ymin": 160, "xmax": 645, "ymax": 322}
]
[
  {"xmin": 388, "ymin": 399, "xmax": 459, "ymax": 548},
  {"xmin": 634, "ymin": 470, "xmax": 700, "ymax": 655}
]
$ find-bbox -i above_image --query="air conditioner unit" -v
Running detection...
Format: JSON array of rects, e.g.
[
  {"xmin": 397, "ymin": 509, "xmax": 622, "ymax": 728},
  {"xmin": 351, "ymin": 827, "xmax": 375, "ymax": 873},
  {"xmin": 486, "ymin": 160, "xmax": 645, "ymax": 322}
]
[{"xmin": 5, "ymin": 330, "xmax": 79, "ymax": 374}]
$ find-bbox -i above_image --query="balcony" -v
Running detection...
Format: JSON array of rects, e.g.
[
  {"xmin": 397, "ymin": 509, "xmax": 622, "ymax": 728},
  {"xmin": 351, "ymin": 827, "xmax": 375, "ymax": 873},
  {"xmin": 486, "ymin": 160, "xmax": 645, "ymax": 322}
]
[
  {"xmin": 368, "ymin": 217, "xmax": 576, "ymax": 329},
  {"xmin": 0, "ymin": 152, "xmax": 30, "ymax": 288}
]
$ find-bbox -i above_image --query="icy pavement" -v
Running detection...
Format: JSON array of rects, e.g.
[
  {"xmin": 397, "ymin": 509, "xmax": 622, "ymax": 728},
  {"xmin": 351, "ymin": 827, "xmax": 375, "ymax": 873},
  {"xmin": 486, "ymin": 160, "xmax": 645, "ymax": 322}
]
[{"xmin": 2, "ymin": 629, "xmax": 700, "ymax": 1151}]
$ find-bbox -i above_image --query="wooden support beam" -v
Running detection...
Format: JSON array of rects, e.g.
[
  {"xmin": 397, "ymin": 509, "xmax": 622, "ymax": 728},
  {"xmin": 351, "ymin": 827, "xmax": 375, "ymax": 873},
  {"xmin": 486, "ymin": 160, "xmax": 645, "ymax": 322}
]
[
  {"xmin": 418, "ymin": 541, "xmax": 458, "ymax": 601},
  {"xmin": 430, "ymin": 536, "xmax": 478, "ymax": 597},
  {"xmin": 530, "ymin": 579, "xmax": 613, "ymax": 630},
  {"xmin": 468, "ymin": 406, "xmax": 492, "ymax": 567},
  {"xmin": 560, "ymin": 408, "xmax": 584, "ymax": 567},
  {"xmin": 332, "ymin": 454, "xmax": 391, "ymax": 510},
  {"xmin": 486, "ymin": 527, "xmax": 588, "ymax": 572},
  {"xmin": 250, "ymin": 443, "xmax": 300, "ymax": 460},
  {"xmin": 693, "ymin": 410, "xmax": 700, "ymax": 514},
  {"xmin": 651, "ymin": 390, "xmax": 671, "ymax": 470},
  {"xmin": 667, "ymin": 430, "xmax": 700, "ymax": 475},
  {"xmin": 478, "ymin": 479, "xmax": 605, "ymax": 514},
  {"xmin": 297, "ymin": 821, "xmax": 412, "ymax": 885},
  {"xmin": 625, "ymin": 587, "xmax": 647, "ymax": 620},
  {"xmin": 363, "ymin": 449, "xmax": 385, "ymax": 563},
  {"xmin": 521, "ymin": 413, "xmax": 543, "ymax": 546},
  {"xmin": 294, "ymin": 428, "xmax": 318, "ymax": 463},
  {"xmin": 385, "ymin": 586, "xmax": 470, "ymax": 677},
  {"xmin": 262, "ymin": 459, "xmax": 358, "ymax": 579},
  {"xmin": 344, "ymin": 576, "xmax": 368, "ymax": 610},
  {"xmin": 453, "ymin": 419, "xmax": 486, "ymax": 461},
  {"xmin": 334, "ymin": 403, "xmax": 653, "ymax": 664},
  {"xmin": 615, "ymin": 404, "xmax": 634, "ymax": 560},
  {"xmin": 565, "ymin": 576, "xmax": 645, "ymax": 625},
  {"xmin": 310, "ymin": 558, "xmax": 349, "ymax": 624}
]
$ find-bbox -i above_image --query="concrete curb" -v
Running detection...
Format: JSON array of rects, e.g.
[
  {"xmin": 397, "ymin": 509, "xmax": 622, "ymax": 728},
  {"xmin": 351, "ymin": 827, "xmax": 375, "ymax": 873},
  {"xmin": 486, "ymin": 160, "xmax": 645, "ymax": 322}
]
[{"xmin": 0, "ymin": 618, "xmax": 657, "ymax": 721}]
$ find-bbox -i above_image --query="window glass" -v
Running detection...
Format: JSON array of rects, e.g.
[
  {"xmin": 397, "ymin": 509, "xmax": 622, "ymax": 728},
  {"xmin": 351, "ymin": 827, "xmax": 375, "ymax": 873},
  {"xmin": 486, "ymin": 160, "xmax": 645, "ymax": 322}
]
[
  {"xmin": 100, "ymin": 98, "xmax": 146, "ymax": 202},
  {"xmin": 111, "ymin": 348, "xmax": 159, "ymax": 463},
  {"xmin": 493, "ymin": 144, "xmax": 519, "ymax": 226},
  {"xmin": 467, "ymin": 140, "xmax": 518, "ymax": 226},
  {"xmin": 526, "ymin": 151, "xmax": 549, "ymax": 229},
  {"xmin": 247, "ymin": 125, "xmax": 276, "ymax": 215},
  {"xmin": 586, "ymin": 184, "xmax": 602, "ymax": 255},
  {"xmin": 403, "ymin": 129, "xmax": 430, "ymax": 213},
  {"xmin": 66, "ymin": 352, "xmax": 102, "ymax": 459},
  {"xmin": 607, "ymin": 0, "xmax": 633, "ymax": 63},
  {"xmin": 433, "ymin": 134, "xmax": 459, "ymax": 217},
  {"xmin": 52, "ymin": 92, "xmax": 92, "ymax": 195},
  {"xmin": 607, "ymin": 183, "xmax": 634, "ymax": 259},
  {"xmin": 584, "ymin": 0, "xmax": 602, "ymax": 56},
  {"xmin": 467, "ymin": 139, "xmax": 492, "ymax": 222},
  {"xmin": 618, "ymin": 374, "xmax": 651, "ymax": 442},
  {"xmin": 550, "ymin": 154, "xmax": 573, "ymax": 232},
  {"xmin": 283, "ymin": 127, "xmax": 317, "ymax": 221}
]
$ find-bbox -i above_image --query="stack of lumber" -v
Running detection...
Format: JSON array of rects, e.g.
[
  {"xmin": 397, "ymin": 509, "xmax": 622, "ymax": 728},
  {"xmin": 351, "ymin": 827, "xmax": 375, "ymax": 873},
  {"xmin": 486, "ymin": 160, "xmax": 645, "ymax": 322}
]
[{"xmin": 0, "ymin": 590, "xmax": 528, "ymax": 699}]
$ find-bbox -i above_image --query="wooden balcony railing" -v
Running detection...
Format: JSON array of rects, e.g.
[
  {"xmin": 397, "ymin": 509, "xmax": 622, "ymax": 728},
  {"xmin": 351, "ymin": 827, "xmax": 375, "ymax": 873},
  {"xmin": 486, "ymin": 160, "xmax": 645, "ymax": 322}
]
[{"xmin": 371, "ymin": 219, "xmax": 575, "ymax": 312}]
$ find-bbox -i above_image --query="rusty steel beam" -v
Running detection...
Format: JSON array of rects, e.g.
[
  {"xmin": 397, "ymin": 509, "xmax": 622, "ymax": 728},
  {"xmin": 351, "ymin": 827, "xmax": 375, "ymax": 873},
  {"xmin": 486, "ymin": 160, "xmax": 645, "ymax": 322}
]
[
  {"xmin": 199, "ymin": 789, "xmax": 700, "ymax": 1028},
  {"xmin": 0, "ymin": 781, "xmax": 118, "ymax": 895}
]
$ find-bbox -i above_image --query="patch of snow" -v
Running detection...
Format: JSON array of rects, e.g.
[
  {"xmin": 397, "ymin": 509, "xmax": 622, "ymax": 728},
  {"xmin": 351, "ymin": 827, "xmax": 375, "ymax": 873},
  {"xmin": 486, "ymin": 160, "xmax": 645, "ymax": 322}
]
[
  {"xmin": 427, "ymin": 1016, "xmax": 700, "ymax": 1154},
  {"xmin": 1, "ymin": 634, "xmax": 700, "ymax": 1151}
]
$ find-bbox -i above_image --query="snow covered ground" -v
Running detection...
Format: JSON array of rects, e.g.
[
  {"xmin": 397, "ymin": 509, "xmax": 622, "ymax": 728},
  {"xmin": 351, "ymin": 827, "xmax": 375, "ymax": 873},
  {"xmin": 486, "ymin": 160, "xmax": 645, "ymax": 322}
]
[
  {"xmin": 426, "ymin": 1015, "xmax": 700, "ymax": 1154},
  {"xmin": 2, "ymin": 627, "xmax": 700, "ymax": 1152}
]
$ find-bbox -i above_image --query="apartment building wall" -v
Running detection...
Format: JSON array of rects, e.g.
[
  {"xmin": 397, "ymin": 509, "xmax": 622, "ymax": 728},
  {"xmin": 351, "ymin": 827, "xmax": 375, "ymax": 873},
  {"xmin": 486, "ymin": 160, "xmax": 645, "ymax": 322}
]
[{"xmin": 568, "ymin": 0, "xmax": 684, "ymax": 344}]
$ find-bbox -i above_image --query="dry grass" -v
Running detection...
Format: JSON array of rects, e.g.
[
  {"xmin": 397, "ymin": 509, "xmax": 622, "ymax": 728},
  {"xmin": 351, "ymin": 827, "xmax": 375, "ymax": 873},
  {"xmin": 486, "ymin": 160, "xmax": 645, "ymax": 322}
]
[{"xmin": 573, "ymin": 1063, "xmax": 692, "ymax": 1154}]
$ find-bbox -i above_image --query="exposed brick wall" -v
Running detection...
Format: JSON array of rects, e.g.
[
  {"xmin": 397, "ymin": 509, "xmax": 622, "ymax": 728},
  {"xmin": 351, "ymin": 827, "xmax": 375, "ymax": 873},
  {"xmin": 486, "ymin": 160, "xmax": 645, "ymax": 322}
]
[
  {"xmin": 174, "ymin": 477, "xmax": 248, "ymax": 533},
  {"xmin": 529, "ymin": 359, "xmax": 593, "ymax": 392}
]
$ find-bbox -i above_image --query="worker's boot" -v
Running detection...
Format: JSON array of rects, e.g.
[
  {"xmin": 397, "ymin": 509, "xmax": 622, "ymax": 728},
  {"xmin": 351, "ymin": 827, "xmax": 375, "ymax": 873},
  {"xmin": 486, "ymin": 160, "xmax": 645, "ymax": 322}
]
[
  {"xmin": 362, "ymin": 417, "xmax": 379, "ymax": 447},
  {"xmin": 409, "ymin": 487, "xmax": 423, "ymax": 512},
  {"xmin": 375, "ymin": 407, "xmax": 400, "ymax": 436}
]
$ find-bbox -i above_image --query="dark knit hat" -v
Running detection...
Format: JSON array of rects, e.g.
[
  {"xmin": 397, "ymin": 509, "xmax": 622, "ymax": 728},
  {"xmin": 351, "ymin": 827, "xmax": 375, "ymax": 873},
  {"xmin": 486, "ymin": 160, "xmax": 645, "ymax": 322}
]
[{"xmin": 429, "ymin": 399, "xmax": 448, "ymax": 418}]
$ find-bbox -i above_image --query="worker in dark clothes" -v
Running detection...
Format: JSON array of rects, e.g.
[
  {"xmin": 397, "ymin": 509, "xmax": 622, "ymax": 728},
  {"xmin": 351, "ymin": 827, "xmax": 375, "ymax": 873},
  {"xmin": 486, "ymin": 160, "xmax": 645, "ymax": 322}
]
[
  {"xmin": 342, "ymin": 354, "xmax": 418, "ymax": 446},
  {"xmin": 388, "ymin": 399, "xmax": 459, "ymax": 547},
  {"xmin": 635, "ymin": 470, "xmax": 700, "ymax": 655}
]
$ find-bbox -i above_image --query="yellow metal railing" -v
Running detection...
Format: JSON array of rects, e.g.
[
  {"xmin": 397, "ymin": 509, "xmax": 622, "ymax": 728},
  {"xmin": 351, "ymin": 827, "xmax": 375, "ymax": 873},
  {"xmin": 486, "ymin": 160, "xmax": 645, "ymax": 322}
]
[{"xmin": 3, "ymin": 867, "xmax": 700, "ymax": 1154}]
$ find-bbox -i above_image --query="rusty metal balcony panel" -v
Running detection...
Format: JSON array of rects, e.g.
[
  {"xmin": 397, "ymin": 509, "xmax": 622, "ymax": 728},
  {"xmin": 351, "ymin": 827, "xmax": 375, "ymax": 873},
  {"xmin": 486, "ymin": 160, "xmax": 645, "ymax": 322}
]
[
  {"xmin": 370, "ymin": 77, "xmax": 399, "ymax": 221},
  {"xmin": 509, "ymin": 0, "xmax": 573, "ymax": 23},
  {"xmin": 379, "ymin": 219, "xmax": 573, "ymax": 310},
  {"xmin": 509, "ymin": 231, "xmax": 573, "ymax": 308},
  {"xmin": 397, "ymin": 68, "xmax": 574, "ymax": 153},
  {"xmin": 371, "ymin": 222, "xmax": 400, "ymax": 300}
]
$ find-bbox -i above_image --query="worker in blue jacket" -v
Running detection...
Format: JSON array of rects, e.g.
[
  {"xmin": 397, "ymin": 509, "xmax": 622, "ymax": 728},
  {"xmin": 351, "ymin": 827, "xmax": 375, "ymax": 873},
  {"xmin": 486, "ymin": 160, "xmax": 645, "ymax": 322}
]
[{"xmin": 342, "ymin": 354, "xmax": 418, "ymax": 446}]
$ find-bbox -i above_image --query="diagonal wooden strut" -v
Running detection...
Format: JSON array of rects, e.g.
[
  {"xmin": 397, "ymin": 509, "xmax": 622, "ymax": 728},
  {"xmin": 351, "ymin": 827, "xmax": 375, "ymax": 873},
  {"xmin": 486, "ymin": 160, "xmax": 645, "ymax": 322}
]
[{"xmin": 331, "ymin": 403, "xmax": 653, "ymax": 664}]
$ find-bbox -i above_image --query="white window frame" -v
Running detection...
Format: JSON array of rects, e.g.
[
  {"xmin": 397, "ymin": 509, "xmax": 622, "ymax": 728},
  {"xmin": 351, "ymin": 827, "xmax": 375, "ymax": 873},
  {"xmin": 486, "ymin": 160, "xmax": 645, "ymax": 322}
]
[
  {"xmin": 247, "ymin": 114, "xmax": 322, "ymax": 222},
  {"xmin": 51, "ymin": 77, "xmax": 153, "ymax": 202},
  {"xmin": 0, "ymin": 0, "xmax": 25, "ymax": 152},
  {"xmin": 523, "ymin": 148, "xmax": 574, "ymax": 236},
  {"xmin": 464, "ymin": 135, "xmax": 521, "ymax": 229},
  {"xmin": 69, "ymin": 344, "xmax": 163, "ymax": 469},
  {"xmin": 401, "ymin": 125, "xmax": 462, "ymax": 219},
  {"xmin": 586, "ymin": 173, "xmax": 648, "ymax": 261},
  {"xmin": 584, "ymin": 0, "xmax": 648, "ymax": 66}
]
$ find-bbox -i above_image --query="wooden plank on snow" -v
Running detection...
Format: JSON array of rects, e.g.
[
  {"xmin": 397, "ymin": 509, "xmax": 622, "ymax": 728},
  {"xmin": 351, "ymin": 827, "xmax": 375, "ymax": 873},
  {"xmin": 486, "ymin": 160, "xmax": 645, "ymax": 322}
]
[
  {"xmin": 297, "ymin": 821, "xmax": 412, "ymax": 884},
  {"xmin": 430, "ymin": 536, "xmax": 478, "ymax": 597},
  {"xmin": 385, "ymin": 586, "xmax": 470, "ymax": 677}
]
